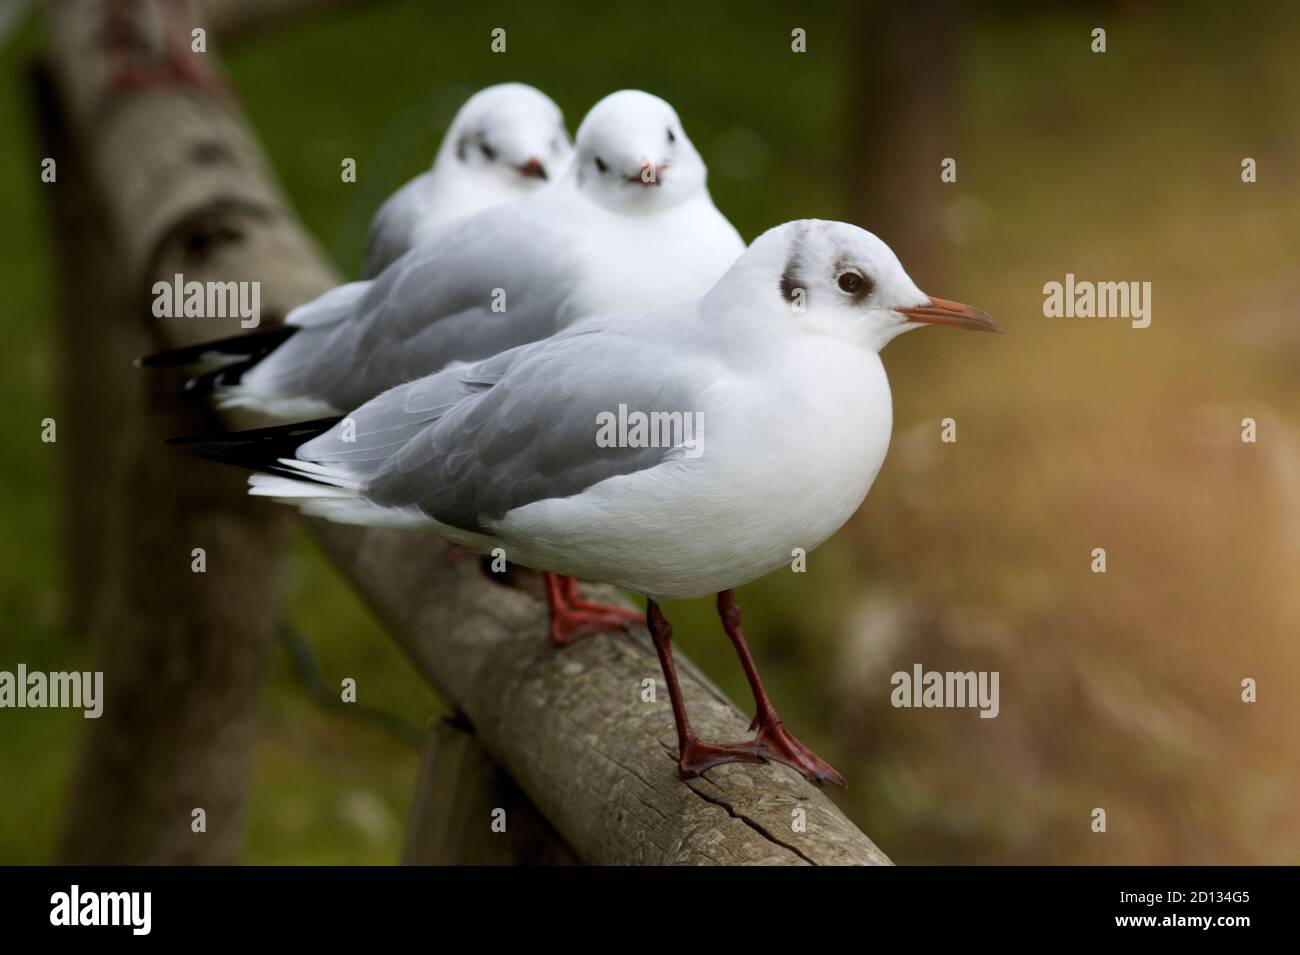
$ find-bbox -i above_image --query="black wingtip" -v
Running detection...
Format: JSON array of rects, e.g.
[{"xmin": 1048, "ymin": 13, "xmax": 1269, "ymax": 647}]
[
  {"xmin": 138, "ymin": 325, "xmax": 298, "ymax": 369},
  {"xmin": 166, "ymin": 416, "xmax": 344, "ymax": 447},
  {"xmin": 167, "ymin": 416, "xmax": 345, "ymax": 481}
]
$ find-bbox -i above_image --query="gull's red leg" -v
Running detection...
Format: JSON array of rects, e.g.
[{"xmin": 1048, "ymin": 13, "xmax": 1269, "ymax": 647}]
[
  {"xmin": 546, "ymin": 572, "xmax": 641, "ymax": 647},
  {"xmin": 646, "ymin": 600, "xmax": 763, "ymax": 777},
  {"xmin": 716, "ymin": 590, "xmax": 846, "ymax": 787}
]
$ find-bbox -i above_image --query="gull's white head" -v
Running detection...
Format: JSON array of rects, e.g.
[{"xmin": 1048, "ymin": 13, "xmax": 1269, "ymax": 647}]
[
  {"xmin": 729, "ymin": 220, "xmax": 1001, "ymax": 350},
  {"xmin": 571, "ymin": 90, "xmax": 707, "ymax": 213},
  {"xmin": 442, "ymin": 83, "xmax": 572, "ymax": 187}
]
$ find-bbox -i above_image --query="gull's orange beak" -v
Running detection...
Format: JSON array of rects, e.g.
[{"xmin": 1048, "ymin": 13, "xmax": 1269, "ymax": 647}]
[{"xmin": 898, "ymin": 296, "xmax": 1002, "ymax": 333}]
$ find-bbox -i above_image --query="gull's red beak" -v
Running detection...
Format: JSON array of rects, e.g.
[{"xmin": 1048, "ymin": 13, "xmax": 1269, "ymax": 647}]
[
  {"xmin": 626, "ymin": 162, "xmax": 667, "ymax": 186},
  {"xmin": 517, "ymin": 157, "xmax": 547, "ymax": 180},
  {"xmin": 898, "ymin": 296, "xmax": 1002, "ymax": 333}
]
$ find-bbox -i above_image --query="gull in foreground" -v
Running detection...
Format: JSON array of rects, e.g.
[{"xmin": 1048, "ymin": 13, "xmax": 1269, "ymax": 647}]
[
  {"xmin": 362, "ymin": 83, "xmax": 573, "ymax": 278},
  {"xmin": 144, "ymin": 90, "xmax": 744, "ymax": 419},
  {"xmin": 173, "ymin": 220, "xmax": 1000, "ymax": 786}
]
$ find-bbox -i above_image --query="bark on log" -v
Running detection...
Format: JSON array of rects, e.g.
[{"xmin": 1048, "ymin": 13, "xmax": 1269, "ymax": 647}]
[
  {"xmin": 44, "ymin": 0, "xmax": 892, "ymax": 865},
  {"xmin": 33, "ymin": 55, "xmax": 287, "ymax": 864}
]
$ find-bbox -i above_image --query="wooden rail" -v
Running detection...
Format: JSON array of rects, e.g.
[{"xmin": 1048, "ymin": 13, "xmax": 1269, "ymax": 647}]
[{"xmin": 42, "ymin": 0, "xmax": 891, "ymax": 865}]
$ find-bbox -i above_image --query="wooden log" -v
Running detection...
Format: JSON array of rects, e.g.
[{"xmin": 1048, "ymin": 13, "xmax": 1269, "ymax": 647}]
[
  {"xmin": 33, "ymin": 53, "xmax": 288, "ymax": 864},
  {"xmin": 316, "ymin": 523, "xmax": 891, "ymax": 866},
  {"xmin": 44, "ymin": 0, "xmax": 892, "ymax": 865}
]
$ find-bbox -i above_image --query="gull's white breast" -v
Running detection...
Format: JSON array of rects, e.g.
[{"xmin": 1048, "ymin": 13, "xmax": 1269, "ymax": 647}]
[{"xmin": 488, "ymin": 338, "xmax": 893, "ymax": 600}]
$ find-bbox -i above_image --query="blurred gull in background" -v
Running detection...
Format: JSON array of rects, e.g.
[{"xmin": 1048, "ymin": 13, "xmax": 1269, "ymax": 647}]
[
  {"xmin": 362, "ymin": 83, "xmax": 573, "ymax": 278},
  {"xmin": 144, "ymin": 90, "xmax": 744, "ymax": 419}
]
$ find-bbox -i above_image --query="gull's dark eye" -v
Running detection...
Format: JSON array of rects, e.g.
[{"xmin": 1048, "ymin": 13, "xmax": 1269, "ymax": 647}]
[
  {"xmin": 479, "ymin": 142, "xmax": 498, "ymax": 161},
  {"xmin": 838, "ymin": 272, "xmax": 866, "ymax": 294},
  {"xmin": 666, "ymin": 127, "xmax": 676, "ymax": 144},
  {"xmin": 594, "ymin": 156, "xmax": 609, "ymax": 173}
]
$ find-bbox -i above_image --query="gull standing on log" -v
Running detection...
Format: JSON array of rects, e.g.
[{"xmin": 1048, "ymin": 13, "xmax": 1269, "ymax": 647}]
[
  {"xmin": 362, "ymin": 83, "xmax": 573, "ymax": 278},
  {"xmin": 172, "ymin": 220, "xmax": 1001, "ymax": 785}
]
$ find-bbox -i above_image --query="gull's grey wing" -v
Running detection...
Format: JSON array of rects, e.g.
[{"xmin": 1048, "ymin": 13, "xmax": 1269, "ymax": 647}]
[
  {"xmin": 297, "ymin": 349, "xmax": 513, "ymax": 471},
  {"xmin": 256, "ymin": 199, "xmax": 583, "ymax": 411},
  {"xmin": 361, "ymin": 174, "xmax": 428, "ymax": 280},
  {"xmin": 300, "ymin": 318, "xmax": 717, "ymax": 532}
]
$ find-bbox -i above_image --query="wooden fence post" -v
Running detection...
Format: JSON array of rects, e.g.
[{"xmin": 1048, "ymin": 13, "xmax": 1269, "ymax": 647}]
[{"xmin": 402, "ymin": 718, "xmax": 578, "ymax": 865}]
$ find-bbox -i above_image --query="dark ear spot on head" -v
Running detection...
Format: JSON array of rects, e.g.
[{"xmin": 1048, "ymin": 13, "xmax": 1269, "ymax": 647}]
[
  {"xmin": 779, "ymin": 258, "xmax": 803, "ymax": 305},
  {"xmin": 779, "ymin": 222, "xmax": 813, "ymax": 304},
  {"xmin": 456, "ymin": 135, "xmax": 468, "ymax": 162}
]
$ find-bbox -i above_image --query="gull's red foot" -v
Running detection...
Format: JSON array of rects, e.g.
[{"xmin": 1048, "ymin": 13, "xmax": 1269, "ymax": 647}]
[
  {"xmin": 753, "ymin": 715, "xmax": 846, "ymax": 787},
  {"xmin": 645, "ymin": 594, "xmax": 849, "ymax": 787},
  {"xmin": 545, "ymin": 572, "xmax": 640, "ymax": 646},
  {"xmin": 548, "ymin": 603, "xmax": 641, "ymax": 646},
  {"xmin": 677, "ymin": 737, "xmax": 764, "ymax": 778}
]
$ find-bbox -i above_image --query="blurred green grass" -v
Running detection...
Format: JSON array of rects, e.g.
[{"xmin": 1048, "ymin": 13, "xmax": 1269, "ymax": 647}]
[
  {"xmin": 2, "ymin": 0, "xmax": 1298, "ymax": 863},
  {"xmin": 0, "ymin": 11, "xmax": 65, "ymax": 862}
]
